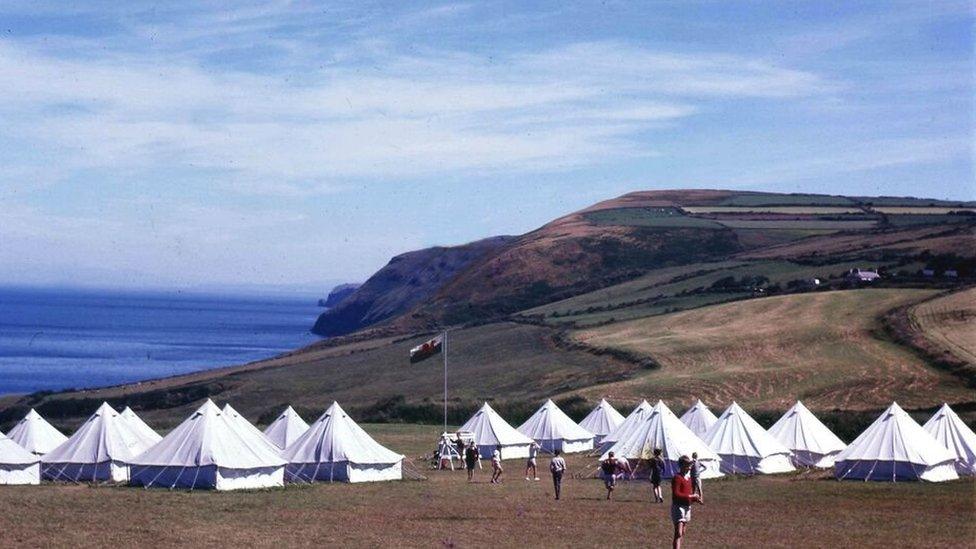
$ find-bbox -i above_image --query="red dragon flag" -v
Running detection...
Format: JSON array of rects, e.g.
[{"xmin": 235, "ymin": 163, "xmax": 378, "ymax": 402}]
[{"xmin": 409, "ymin": 334, "xmax": 444, "ymax": 364}]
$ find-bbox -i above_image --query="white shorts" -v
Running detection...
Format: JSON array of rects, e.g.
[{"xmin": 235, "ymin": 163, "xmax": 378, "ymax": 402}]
[{"xmin": 671, "ymin": 504, "xmax": 691, "ymax": 524}]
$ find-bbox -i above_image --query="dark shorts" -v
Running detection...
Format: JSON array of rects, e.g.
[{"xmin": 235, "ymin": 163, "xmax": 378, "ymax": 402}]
[
  {"xmin": 465, "ymin": 459, "xmax": 476, "ymax": 470},
  {"xmin": 651, "ymin": 473, "xmax": 662, "ymax": 487},
  {"xmin": 604, "ymin": 474, "xmax": 616, "ymax": 489}
]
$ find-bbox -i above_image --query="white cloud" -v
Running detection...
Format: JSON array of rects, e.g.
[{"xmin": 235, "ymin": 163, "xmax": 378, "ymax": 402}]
[{"xmin": 0, "ymin": 37, "xmax": 825, "ymax": 196}]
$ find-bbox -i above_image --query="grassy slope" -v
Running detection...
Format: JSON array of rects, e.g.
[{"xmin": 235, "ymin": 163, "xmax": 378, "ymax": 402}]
[
  {"xmin": 12, "ymin": 323, "xmax": 631, "ymax": 431},
  {"xmin": 0, "ymin": 423, "xmax": 972, "ymax": 548},
  {"xmin": 911, "ymin": 287, "xmax": 976, "ymax": 365},
  {"xmin": 570, "ymin": 289, "xmax": 974, "ymax": 412},
  {"xmin": 520, "ymin": 259, "xmax": 904, "ymax": 327}
]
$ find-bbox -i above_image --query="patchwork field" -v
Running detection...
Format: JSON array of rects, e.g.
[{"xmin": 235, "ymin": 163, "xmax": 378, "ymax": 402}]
[
  {"xmin": 570, "ymin": 289, "xmax": 974, "ymax": 412},
  {"xmin": 521, "ymin": 259, "xmax": 902, "ymax": 327},
  {"xmin": 0, "ymin": 423, "xmax": 971, "ymax": 549}
]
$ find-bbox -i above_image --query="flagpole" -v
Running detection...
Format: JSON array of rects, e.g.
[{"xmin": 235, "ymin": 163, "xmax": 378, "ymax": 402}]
[{"xmin": 443, "ymin": 330, "xmax": 448, "ymax": 434}]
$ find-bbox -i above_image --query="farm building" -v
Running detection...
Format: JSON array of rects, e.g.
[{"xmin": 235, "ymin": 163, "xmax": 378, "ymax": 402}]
[{"xmin": 847, "ymin": 268, "xmax": 880, "ymax": 282}]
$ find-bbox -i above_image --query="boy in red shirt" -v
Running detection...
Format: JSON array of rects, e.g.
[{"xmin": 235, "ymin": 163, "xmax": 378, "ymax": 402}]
[{"xmin": 671, "ymin": 456, "xmax": 702, "ymax": 549}]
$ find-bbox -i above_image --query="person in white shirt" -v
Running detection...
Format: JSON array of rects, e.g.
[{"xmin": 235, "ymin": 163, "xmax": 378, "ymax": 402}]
[
  {"xmin": 490, "ymin": 449, "xmax": 504, "ymax": 484},
  {"xmin": 525, "ymin": 441, "xmax": 541, "ymax": 481},
  {"xmin": 549, "ymin": 450, "xmax": 567, "ymax": 500}
]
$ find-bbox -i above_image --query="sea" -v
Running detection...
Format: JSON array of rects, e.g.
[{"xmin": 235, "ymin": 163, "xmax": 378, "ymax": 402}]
[{"xmin": 0, "ymin": 286, "xmax": 323, "ymax": 395}]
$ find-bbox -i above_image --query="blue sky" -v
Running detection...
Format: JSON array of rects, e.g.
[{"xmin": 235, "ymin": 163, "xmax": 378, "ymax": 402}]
[{"xmin": 1, "ymin": 1, "xmax": 973, "ymax": 291}]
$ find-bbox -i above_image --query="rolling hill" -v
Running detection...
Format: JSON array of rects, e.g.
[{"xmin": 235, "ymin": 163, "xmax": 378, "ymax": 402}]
[
  {"xmin": 313, "ymin": 189, "xmax": 975, "ymax": 337},
  {"xmin": 2, "ymin": 189, "xmax": 974, "ymax": 433}
]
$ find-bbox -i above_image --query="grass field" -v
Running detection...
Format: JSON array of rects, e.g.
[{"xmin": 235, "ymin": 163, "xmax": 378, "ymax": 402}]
[
  {"xmin": 683, "ymin": 206, "xmax": 864, "ymax": 214},
  {"xmin": 912, "ymin": 288, "xmax": 976, "ymax": 366},
  {"xmin": 522, "ymin": 259, "xmax": 900, "ymax": 327},
  {"xmin": 0, "ymin": 423, "xmax": 971, "ymax": 548},
  {"xmin": 583, "ymin": 207, "xmax": 725, "ymax": 228},
  {"xmin": 873, "ymin": 206, "xmax": 976, "ymax": 214},
  {"xmin": 570, "ymin": 289, "xmax": 974, "ymax": 412}
]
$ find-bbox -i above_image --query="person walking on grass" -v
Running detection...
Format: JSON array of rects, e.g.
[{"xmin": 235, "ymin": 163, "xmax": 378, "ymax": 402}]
[
  {"xmin": 650, "ymin": 448, "xmax": 665, "ymax": 503},
  {"xmin": 465, "ymin": 442, "xmax": 479, "ymax": 482},
  {"xmin": 690, "ymin": 452, "xmax": 706, "ymax": 503},
  {"xmin": 672, "ymin": 456, "xmax": 702, "ymax": 549},
  {"xmin": 601, "ymin": 451, "xmax": 620, "ymax": 500},
  {"xmin": 525, "ymin": 441, "xmax": 541, "ymax": 481},
  {"xmin": 490, "ymin": 449, "xmax": 504, "ymax": 484},
  {"xmin": 550, "ymin": 449, "xmax": 566, "ymax": 500}
]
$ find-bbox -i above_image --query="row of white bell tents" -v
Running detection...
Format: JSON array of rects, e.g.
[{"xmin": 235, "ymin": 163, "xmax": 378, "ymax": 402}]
[
  {"xmin": 591, "ymin": 399, "xmax": 975, "ymax": 481},
  {"xmin": 599, "ymin": 401, "xmax": 725, "ymax": 480},
  {"xmin": 132, "ymin": 400, "xmax": 403, "ymax": 489},
  {"xmin": 0, "ymin": 401, "xmax": 403, "ymax": 489}
]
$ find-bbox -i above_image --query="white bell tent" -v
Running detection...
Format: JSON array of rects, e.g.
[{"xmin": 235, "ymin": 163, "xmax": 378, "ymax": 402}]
[
  {"xmin": 767, "ymin": 401, "xmax": 846, "ymax": 468},
  {"xmin": 578, "ymin": 399, "xmax": 625, "ymax": 445},
  {"xmin": 834, "ymin": 402, "xmax": 958, "ymax": 482},
  {"xmin": 0, "ymin": 432, "xmax": 40, "ymax": 485},
  {"xmin": 922, "ymin": 403, "xmax": 976, "ymax": 476},
  {"xmin": 222, "ymin": 403, "xmax": 282, "ymax": 456},
  {"xmin": 518, "ymin": 399, "xmax": 594, "ymax": 454},
  {"xmin": 600, "ymin": 400, "xmax": 654, "ymax": 450},
  {"xmin": 120, "ymin": 407, "xmax": 163, "ymax": 446},
  {"xmin": 41, "ymin": 402, "xmax": 155, "ymax": 482},
  {"xmin": 263, "ymin": 406, "xmax": 310, "ymax": 450},
  {"xmin": 703, "ymin": 402, "xmax": 795, "ymax": 474},
  {"xmin": 679, "ymin": 400, "xmax": 718, "ymax": 439},
  {"xmin": 282, "ymin": 401, "xmax": 404, "ymax": 483},
  {"xmin": 459, "ymin": 403, "xmax": 534, "ymax": 459},
  {"xmin": 601, "ymin": 401, "xmax": 723, "ymax": 479},
  {"xmin": 129, "ymin": 400, "xmax": 286, "ymax": 490},
  {"xmin": 6, "ymin": 409, "xmax": 68, "ymax": 456}
]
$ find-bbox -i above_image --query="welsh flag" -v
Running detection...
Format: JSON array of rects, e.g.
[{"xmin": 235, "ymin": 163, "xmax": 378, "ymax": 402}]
[{"xmin": 409, "ymin": 334, "xmax": 444, "ymax": 363}]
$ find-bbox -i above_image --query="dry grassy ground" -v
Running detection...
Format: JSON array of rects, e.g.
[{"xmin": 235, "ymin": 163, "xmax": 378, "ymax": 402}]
[
  {"xmin": 912, "ymin": 288, "xmax": 976, "ymax": 365},
  {"xmin": 572, "ymin": 289, "xmax": 974, "ymax": 412},
  {"xmin": 0, "ymin": 423, "xmax": 972, "ymax": 548}
]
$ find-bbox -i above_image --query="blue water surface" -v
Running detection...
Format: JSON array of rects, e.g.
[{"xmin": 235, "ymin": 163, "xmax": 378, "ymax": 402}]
[{"xmin": 0, "ymin": 287, "xmax": 322, "ymax": 394}]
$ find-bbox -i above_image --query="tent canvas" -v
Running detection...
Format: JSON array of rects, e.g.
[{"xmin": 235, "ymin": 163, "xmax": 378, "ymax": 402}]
[
  {"xmin": 222, "ymin": 404, "xmax": 283, "ymax": 456},
  {"xmin": 518, "ymin": 400, "xmax": 594, "ymax": 454},
  {"xmin": 767, "ymin": 401, "xmax": 846, "ymax": 468},
  {"xmin": 679, "ymin": 400, "xmax": 718, "ymax": 439},
  {"xmin": 459, "ymin": 403, "xmax": 534, "ymax": 460},
  {"xmin": 703, "ymin": 402, "xmax": 795, "ymax": 475},
  {"xmin": 120, "ymin": 407, "xmax": 163, "ymax": 446},
  {"xmin": 129, "ymin": 400, "xmax": 286, "ymax": 491},
  {"xmin": 578, "ymin": 399, "xmax": 625, "ymax": 445},
  {"xmin": 600, "ymin": 400, "xmax": 654, "ymax": 450},
  {"xmin": 601, "ymin": 401, "xmax": 723, "ymax": 480},
  {"xmin": 6, "ymin": 409, "xmax": 68, "ymax": 456},
  {"xmin": 834, "ymin": 402, "xmax": 958, "ymax": 482},
  {"xmin": 41, "ymin": 402, "xmax": 155, "ymax": 482},
  {"xmin": 0, "ymin": 432, "xmax": 40, "ymax": 485},
  {"xmin": 922, "ymin": 403, "xmax": 976, "ymax": 476},
  {"xmin": 283, "ymin": 401, "xmax": 403, "ymax": 483},
  {"xmin": 263, "ymin": 406, "xmax": 310, "ymax": 450}
]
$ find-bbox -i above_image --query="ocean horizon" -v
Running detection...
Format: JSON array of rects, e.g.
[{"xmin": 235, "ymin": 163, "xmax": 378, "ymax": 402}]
[{"xmin": 0, "ymin": 286, "xmax": 323, "ymax": 395}]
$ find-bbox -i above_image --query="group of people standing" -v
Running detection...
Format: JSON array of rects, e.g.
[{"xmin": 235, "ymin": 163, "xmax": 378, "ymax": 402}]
[
  {"xmin": 600, "ymin": 450, "xmax": 707, "ymax": 549},
  {"xmin": 452, "ymin": 436, "xmax": 706, "ymax": 549}
]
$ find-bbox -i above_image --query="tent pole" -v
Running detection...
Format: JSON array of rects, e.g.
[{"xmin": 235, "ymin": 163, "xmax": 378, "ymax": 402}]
[{"xmin": 443, "ymin": 330, "xmax": 448, "ymax": 435}]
